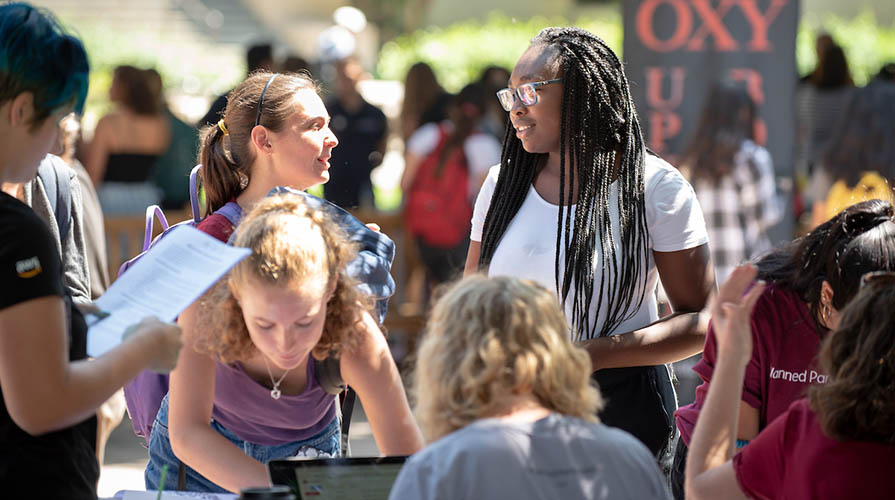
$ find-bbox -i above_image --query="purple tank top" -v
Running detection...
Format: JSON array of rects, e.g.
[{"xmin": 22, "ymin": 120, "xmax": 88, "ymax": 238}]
[{"xmin": 212, "ymin": 355, "xmax": 336, "ymax": 445}]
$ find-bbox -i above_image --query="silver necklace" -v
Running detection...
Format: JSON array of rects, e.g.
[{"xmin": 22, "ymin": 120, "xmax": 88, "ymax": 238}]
[{"xmin": 262, "ymin": 358, "xmax": 292, "ymax": 400}]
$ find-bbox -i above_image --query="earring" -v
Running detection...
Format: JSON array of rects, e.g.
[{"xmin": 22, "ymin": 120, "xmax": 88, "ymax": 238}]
[
  {"xmin": 822, "ymin": 303, "xmax": 831, "ymax": 327},
  {"xmin": 238, "ymin": 173, "xmax": 249, "ymax": 189}
]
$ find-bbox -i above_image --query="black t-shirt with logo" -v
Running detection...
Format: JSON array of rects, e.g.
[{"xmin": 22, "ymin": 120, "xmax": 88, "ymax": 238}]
[{"xmin": 0, "ymin": 192, "xmax": 98, "ymax": 498}]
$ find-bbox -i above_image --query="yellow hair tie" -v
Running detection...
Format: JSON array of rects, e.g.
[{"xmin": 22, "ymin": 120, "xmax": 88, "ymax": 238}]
[{"xmin": 217, "ymin": 119, "xmax": 229, "ymax": 136}]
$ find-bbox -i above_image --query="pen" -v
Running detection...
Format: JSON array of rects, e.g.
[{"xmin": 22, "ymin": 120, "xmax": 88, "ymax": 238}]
[{"xmin": 85, "ymin": 310, "xmax": 111, "ymax": 328}]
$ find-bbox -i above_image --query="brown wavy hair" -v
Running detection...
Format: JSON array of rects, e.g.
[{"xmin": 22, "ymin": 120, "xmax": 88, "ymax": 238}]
[
  {"xmin": 194, "ymin": 193, "xmax": 373, "ymax": 363},
  {"xmin": 399, "ymin": 62, "xmax": 445, "ymax": 141},
  {"xmin": 808, "ymin": 276, "xmax": 895, "ymax": 443},
  {"xmin": 112, "ymin": 65, "xmax": 164, "ymax": 115},
  {"xmin": 413, "ymin": 275, "xmax": 603, "ymax": 442}
]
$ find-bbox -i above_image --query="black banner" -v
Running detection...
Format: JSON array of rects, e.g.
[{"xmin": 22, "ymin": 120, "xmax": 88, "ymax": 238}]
[{"xmin": 623, "ymin": 0, "xmax": 800, "ymax": 235}]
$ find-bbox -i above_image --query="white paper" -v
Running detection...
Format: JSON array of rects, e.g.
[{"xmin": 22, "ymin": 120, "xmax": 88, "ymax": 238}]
[{"xmin": 87, "ymin": 225, "xmax": 251, "ymax": 357}]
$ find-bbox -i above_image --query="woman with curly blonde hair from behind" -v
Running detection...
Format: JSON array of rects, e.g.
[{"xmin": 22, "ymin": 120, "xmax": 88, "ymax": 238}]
[
  {"xmin": 390, "ymin": 275, "xmax": 671, "ymax": 500},
  {"xmin": 146, "ymin": 193, "xmax": 421, "ymax": 493}
]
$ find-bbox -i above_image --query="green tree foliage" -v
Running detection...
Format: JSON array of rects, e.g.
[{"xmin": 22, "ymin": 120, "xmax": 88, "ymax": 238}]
[
  {"xmin": 797, "ymin": 10, "xmax": 895, "ymax": 84},
  {"xmin": 379, "ymin": 9, "xmax": 895, "ymax": 90},
  {"xmin": 376, "ymin": 11, "xmax": 622, "ymax": 91},
  {"xmin": 56, "ymin": 18, "xmax": 243, "ymax": 120}
]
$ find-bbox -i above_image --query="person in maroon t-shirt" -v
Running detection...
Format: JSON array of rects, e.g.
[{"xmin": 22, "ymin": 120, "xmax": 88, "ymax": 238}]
[
  {"xmin": 685, "ymin": 264, "xmax": 895, "ymax": 500},
  {"xmin": 671, "ymin": 199, "xmax": 895, "ymax": 498}
]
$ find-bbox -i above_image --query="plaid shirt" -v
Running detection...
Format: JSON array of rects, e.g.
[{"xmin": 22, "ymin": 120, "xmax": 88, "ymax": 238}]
[{"xmin": 692, "ymin": 141, "xmax": 781, "ymax": 283}]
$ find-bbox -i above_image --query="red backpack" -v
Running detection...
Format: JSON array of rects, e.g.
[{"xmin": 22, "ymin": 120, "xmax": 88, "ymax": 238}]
[{"xmin": 404, "ymin": 125, "xmax": 472, "ymax": 248}]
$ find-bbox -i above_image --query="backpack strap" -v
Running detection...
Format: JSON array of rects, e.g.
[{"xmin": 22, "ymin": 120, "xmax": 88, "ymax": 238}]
[
  {"xmin": 142, "ymin": 205, "xmax": 170, "ymax": 251},
  {"xmin": 340, "ymin": 388, "xmax": 356, "ymax": 455},
  {"xmin": 314, "ymin": 356, "xmax": 355, "ymax": 456},
  {"xmin": 191, "ymin": 164, "xmax": 242, "ymax": 234},
  {"xmin": 188, "ymin": 164, "xmax": 202, "ymax": 224},
  {"xmin": 37, "ymin": 155, "xmax": 73, "ymax": 243}
]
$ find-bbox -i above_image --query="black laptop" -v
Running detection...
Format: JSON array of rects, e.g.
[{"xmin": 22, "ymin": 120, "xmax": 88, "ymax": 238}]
[{"xmin": 267, "ymin": 456, "xmax": 407, "ymax": 500}]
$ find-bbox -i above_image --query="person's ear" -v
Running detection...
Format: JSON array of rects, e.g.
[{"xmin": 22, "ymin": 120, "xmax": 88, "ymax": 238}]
[
  {"xmin": 821, "ymin": 280, "xmax": 835, "ymax": 307},
  {"xmin": 8, "ymin": 92, "xmax": 35, "ymax": 127},
  {"xmin": 250, "ymin": 125, "xmax": 272, "ymax": 154}
]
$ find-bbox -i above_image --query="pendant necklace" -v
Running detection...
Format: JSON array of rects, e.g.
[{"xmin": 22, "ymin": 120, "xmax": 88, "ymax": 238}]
[{"xmin": 262, "ymin": 357, "xmax": 291, "ymax": 400}]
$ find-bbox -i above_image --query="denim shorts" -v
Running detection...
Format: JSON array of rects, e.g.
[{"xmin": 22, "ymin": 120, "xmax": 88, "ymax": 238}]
[{"xmin": 145, "ymin": 394, "xmax": 341, "ymax": 493}]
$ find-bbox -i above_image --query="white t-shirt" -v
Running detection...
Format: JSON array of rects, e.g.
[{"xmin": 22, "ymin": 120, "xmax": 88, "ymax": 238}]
[
  {"xmin": 388, "ymin": 413, "xmax": 671, "ymax": 500},
  {"xmin": 471, "ymin": 154, "xmax": 708, "ymax": 339},
  {"xmin": 406, "ymin": 121, "xmax": 502, "ymax": 200}
]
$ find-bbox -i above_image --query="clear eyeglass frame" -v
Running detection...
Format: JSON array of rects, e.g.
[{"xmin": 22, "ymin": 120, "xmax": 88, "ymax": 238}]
[{"xmin": 495, "ymin": 78, "xmax": 563, "ymax": 111}]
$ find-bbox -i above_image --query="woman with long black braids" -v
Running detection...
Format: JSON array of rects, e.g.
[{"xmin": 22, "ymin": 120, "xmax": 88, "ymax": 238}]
[{"xmin": 465, "ymin": 27, "xmax": 714, "ymax": 460}]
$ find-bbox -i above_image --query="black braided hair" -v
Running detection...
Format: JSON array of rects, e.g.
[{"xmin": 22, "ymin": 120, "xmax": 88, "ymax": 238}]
[
  {"xmin": 756, "ymin": 199, "xmax": 895, "ymax": 334},
  {"xmin": 478, "ymin": 27, "xmax": 651, "ymax": 340}
]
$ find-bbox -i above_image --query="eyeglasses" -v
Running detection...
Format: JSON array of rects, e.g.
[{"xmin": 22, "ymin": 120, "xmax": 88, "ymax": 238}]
[
  {"xmin": 255, "ymin": 74, "xmax": 279, "ymax": 127},
  {"xmin": 495, "ymin": 78, "xmax": 562, "ymax": 112},
  {"xmin": 860, "ymin": 271, "xmax": 895, "ymax": 289}
]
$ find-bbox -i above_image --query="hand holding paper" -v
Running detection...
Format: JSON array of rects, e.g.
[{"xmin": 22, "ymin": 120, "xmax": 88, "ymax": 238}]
[
  {"xmin": 120, "ymin": 318, "xmax": 183, "ymax": 373},
  {"xmin": 87, "ymin": 225, "xmax": 251, "ymax": 358}
]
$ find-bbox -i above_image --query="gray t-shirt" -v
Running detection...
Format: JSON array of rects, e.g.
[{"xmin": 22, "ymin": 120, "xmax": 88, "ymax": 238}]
[
  {"xmin": 388, "ymin": 413, "xmax": 671, "ymax": 500},
  {"xmin": 22, "ymin": 158, "xmax": 91, "ymax": 304}
]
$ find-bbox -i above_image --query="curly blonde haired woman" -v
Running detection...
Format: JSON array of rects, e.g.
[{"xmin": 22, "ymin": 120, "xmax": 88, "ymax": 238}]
[
  {"xmin": 389, "ymin": 275, "xmax": 670, "ymax": 500},
  {"xmin": 145, "ymin": 194, "xmax": 421, "ymax": 493}
]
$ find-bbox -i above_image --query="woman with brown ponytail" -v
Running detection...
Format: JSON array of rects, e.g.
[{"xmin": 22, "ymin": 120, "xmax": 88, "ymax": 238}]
[
  {"xmin": 190, "ymin": 71, "xmax": 393, "ymax": 324},
  {"xmin": 195, "ymin": 71, "xmax": 339, "ymax": 243}
]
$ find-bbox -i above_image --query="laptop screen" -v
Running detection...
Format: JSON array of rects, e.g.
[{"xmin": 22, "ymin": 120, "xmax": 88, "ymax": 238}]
[{"xmin": 267, "ymin": 456, "xmax": 407, "ymax": 500}]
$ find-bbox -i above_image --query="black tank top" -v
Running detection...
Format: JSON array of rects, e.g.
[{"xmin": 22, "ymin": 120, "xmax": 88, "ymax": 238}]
[{"xmin": 102, "ymin": 153, "xmax": 160, "ymax": 183}]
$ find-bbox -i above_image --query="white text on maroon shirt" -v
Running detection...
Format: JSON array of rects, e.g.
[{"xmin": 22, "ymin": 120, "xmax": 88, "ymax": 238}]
[{"xmin": 769, "ymin": 367, "xmax": 828, "ymax": 384}]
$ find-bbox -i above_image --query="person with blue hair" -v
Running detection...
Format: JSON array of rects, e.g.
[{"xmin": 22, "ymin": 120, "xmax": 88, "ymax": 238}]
[{"xmin": 0, "ymin": 3, "xmax": 182, "ymax": 497}]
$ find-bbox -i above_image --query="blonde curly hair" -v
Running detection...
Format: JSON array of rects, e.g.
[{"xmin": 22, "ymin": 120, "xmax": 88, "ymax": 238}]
[
  {"xmin": 195, "ymin": 193, "xmax": 373, "ymax": 364},
  {"xmin": 413, "ymin": 275, "xmax": 603, "ymax": 442}
]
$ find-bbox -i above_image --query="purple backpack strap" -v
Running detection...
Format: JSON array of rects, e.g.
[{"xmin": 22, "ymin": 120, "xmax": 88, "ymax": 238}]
[
  {"xmin": 142, "ymin": 205, "xmax": 170, "ymax": 251},
  {"xmin": 117, "ymin": 206, "xmax": 170, "ymax": 278},
  {"xmin": 188, "ymin": 164, "xmax": 202, "ymax": 223},
  {"xmin": 190, "ymin": 164, "xmax": 242, "ymax": 227}
]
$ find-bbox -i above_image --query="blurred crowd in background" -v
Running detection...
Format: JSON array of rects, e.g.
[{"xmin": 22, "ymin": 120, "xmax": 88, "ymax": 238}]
[{"xmin": 26, "ymin": 3, "xmax": 895, "ymax": 411}]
